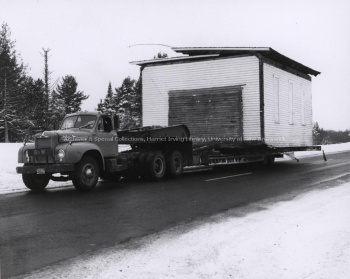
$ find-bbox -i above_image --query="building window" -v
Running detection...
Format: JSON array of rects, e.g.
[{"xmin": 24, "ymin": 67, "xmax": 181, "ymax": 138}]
[
  {"xmin": 301, "ymin": 85, "xmax": 305, "ymax": 125},
  {"xmin": 273, "ymin": 75, "xmax": 279, "ymax": 123},
  {"xmin": 288, "ymin": 81, "xmax": 294, "ymax": 124}
]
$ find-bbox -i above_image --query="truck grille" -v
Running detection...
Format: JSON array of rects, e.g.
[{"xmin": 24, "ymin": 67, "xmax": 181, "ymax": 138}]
[{"xmin": 35, "ymin": 137, "xmax": 52, "ymax": 149}]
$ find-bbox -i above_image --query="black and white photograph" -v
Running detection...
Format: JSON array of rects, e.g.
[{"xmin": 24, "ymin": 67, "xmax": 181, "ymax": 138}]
[{"xmin": 0, "ymin": 0, "xmax": 349, "ymax": 278}]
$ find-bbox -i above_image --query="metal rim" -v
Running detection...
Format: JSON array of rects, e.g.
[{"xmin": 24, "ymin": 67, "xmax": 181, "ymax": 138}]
[
  {"xmin": 82, "ymin": 163, "xmax": 95, "ymax": 185},
  {"xmin": 154, "ymin": 157, "xmax": 165, "ymax": 176},
  {"xmin": 173, "ymin": 156, "xmax": 182, "ymax": 173}
]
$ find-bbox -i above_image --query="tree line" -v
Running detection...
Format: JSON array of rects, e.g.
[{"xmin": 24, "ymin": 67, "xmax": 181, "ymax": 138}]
[
  {"xmin": 0, "ymin": 22, "xmax": 144, "ymax": 142},
  {"xmin": 97, "ymin": 78, "xmax": 141, "ymax": 129},
  {"xmin": 0, "ymin": 23, "xmax": 89, "ymax": 142},
  {"xmin": 313, "ymin": 122, "xmax": 350, "ymax": 144}
]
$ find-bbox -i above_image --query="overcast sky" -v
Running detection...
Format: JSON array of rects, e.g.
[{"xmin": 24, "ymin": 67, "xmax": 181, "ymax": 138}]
[{"xmin": 1, "ymin": 0, "xmax": 349, "ymax": 130}]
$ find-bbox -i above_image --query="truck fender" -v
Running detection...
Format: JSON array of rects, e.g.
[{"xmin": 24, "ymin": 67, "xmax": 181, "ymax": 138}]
[
  {"xmin": 18, "ymin": 144, "xmax": 35, "ymax": 163},
  {"xmin": 65, "ymin": 142, "xmax": 105, "ymax": 171}
]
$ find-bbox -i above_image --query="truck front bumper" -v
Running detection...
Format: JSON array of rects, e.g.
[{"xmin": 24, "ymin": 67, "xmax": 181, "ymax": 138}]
[{"xmin": 16, "ymin": 164, "xmax": 75, "ymax": 174}]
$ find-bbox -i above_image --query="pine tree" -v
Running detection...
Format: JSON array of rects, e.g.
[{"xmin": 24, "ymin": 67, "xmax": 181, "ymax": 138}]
[
  {"xmin": 21, "ymin": 77, "xmax": 50, "ymax": 134},
  {"xmin": 97, "ymin": 99, "xmax": 104, "ymax": 112},
  {"xmin": 115, "ymin": 77, "xmax": 142, "ymax": 129},
  {"xmin": 97, "ymin": 81, "xmax": 116, "ymax": 113},
  {"xmin": 132, "ymin": 77, "xmax": 142, "ymax": 126},
  {"xmin": 0, "ymin": 23, "xmax": 27, "ymax": 142},
  {"xmin": 313, "ymin": 122, "xmax": 321, "ymax": 144},
  {"xmin": 104, "ymin": 81, "xmax": 115, "ymax": 112},
  {"xmin": 96, "ymin": 78, "xmax": 142, "ymax": 129},
  {"xmin": 49, "ymin": 98, "xmax": 66, "ymax": 130},
  {"xmin": 53, "ymin": 75, "xmax": 89, "ymax": 114}
]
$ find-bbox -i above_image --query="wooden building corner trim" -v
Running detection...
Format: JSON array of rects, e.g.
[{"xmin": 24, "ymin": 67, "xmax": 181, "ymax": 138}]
[{"xmin": 258, "ymin": 55, "xmax": 265, "ymax": 142}]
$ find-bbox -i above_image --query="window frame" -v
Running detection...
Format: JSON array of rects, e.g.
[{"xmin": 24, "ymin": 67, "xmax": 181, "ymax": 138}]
[
  {"xmin": 273, "ymin": 75, "xmax": 280, "ymax": 124},
  {"xmin": 300, "ymin": 84, "xmax": 306, "ymax": 126},
  {"xmin": 288, "ymin": 80, "xmax": 294, "ymax": 125}
]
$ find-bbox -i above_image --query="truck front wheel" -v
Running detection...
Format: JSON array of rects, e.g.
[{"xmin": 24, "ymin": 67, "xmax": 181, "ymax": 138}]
[
  {"xmin": 22, "ymin": 173, "xmax": 50, "ymax": 191},
  {"xmin": 146, "ymin": 151, "xmax": 166, "ymax": 181},
  {"xmin": 72, "ymin": 156, "xmax": 99, "ymax": 191}
]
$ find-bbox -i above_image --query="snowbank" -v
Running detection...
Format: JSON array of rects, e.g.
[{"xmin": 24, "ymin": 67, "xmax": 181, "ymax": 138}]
[
  {"xmin": 0, "ymin": 142, "xmax": 349, "ymax": 194},
  {"xmin": 293, "ymin": 142, "xmax": 350, "ymax": 158},
  {"xmin": 17, "ymin": 181, "xmax": 350, "ymax": 279}
]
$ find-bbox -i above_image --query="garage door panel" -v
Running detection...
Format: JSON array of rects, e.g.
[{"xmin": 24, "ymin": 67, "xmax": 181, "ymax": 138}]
[{"xmin": 169, "ymin": 86, "xmax": 243, "ymax": 140}]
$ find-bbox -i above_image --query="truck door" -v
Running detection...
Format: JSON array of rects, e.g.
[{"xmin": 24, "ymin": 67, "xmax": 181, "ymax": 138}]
[{"xmin": 94, "ymin": 116, "xmax": 117, "ymax": 157}]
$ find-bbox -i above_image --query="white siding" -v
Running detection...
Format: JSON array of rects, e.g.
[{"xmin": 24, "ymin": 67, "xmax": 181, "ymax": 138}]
[
  {"xmin": 142, "ymin": 56, "xmax": 260, "ymax": 140},
  {"xmin": 264, "ymin": 64, "xmax": 313, "ymax": 147}
]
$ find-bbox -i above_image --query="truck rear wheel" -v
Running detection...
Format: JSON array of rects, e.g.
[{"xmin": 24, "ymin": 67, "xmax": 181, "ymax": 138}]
[
  {"xmin": 22, "ymin": 173, "xmax": 50, "ymax": 191},
  {"xmin": 145, "ymin": 151, "xmax": 166, "ymax": 181},
  {"xmin": 166, "ymin": 150, "xmax": 184, "ymax": 178},
  {"xmin": 72, "ymin": 156, "xmax": 99, "ymax": 191}
]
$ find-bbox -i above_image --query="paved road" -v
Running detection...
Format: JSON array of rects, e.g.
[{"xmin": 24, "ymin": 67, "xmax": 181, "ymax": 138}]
[{"xmin": 1, "ymin": 151, "xmax": 349, "ymax": 278}]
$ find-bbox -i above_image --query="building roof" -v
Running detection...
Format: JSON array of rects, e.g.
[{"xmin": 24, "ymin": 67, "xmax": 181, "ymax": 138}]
[
  {"xmin": 131, "ymin": 47, "xmax": 320, "ymax": 77},
  {"xmin": 172, "ymin": 47, "xmax": 320, "ymax": 77}
]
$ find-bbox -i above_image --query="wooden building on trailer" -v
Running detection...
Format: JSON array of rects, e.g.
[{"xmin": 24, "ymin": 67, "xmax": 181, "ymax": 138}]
[{"xmin": 131, "ymin": 47, "xmax": 320, "ymax": 147}]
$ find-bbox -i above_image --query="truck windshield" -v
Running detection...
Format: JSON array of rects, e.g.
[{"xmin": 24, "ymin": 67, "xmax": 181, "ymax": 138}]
[{"xmin": 60, "ymin": 115, "xmax": 97, "ymax": 130}]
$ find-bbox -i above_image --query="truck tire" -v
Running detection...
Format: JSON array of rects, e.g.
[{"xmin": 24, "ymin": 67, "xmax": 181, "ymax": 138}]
[
  {"xmin": 166, "ymin": 150, "xmax": 184, "ymax": 178},
  {"xmin": 22, "ymin": 173, "xmax": 50, "ymax": 191},
  {"xmin": 145, "ymin": 151, "xmax": 166, "ymax": 181},
  {"xmin": 72, "ymin": 156, "xmax": 99, "ymax": 191}
]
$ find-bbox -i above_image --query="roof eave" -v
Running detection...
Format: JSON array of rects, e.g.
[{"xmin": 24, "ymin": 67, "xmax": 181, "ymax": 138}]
[
  {"xmin": 130, "ymin": 54, "xmax": 220, "ymax": 66},
  {"xmin": 172, "ymin": 47, "xmax": 271, "ymax": 55},
  {"xmin": 171, "ymin": 47, "xmax": 320, "ymax": 76}
]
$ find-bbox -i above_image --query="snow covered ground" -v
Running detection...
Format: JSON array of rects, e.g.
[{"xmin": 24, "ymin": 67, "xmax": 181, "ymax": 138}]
[
  {"xmin": 282, "ymin": 142, "xmax": 350, "ymax": 158},
  {"xmin": 15, "ymin": 181, "xmax": 350, "ymax": 279},
  {"xmin": 3, "ymin": 142, "xmax": 350, "ymax": 278},
  {"xmin": 1, "ymin": 142, "xmax": 350, "ymax": 195}
]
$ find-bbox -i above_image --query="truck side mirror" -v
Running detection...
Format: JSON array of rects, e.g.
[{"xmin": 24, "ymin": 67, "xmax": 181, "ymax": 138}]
[{"xmin": 113, "ymin": 115, "xmax": 119, "ymax": 130}]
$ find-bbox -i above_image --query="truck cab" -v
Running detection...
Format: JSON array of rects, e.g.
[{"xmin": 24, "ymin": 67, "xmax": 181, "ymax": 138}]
[
  {"xmin": 17, "ymin": 111, "xmax": 120, "ymax": 191},
  {"xmin": 60, "ymin": 112, "xmax": 118, "ymax": 157}
]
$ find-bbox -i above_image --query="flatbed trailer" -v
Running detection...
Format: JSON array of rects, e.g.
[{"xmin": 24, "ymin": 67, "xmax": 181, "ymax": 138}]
[{"xmin": 117, "ymin": 125, "xmax": 322, "ymax": 169}]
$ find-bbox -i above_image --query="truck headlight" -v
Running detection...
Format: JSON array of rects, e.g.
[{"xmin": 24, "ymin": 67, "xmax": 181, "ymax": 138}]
[{"xmin": 58, "ymin": 149, "xmax": 65, "ymax": 161}]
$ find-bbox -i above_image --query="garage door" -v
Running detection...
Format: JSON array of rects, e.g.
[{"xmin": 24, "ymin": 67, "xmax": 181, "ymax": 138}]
[{"xmin": 169, "ymin": 85, "xmax": 243, "ymax": 140}]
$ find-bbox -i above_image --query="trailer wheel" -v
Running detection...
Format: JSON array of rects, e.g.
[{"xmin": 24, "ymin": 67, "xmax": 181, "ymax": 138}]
[
  {"xmin": 72, "ymin": 156, "xmax": 99, "ymax": 191},
  {"xmin": 22, "ymin": 173, "xmax": 50, "ymax": 191},
  {"xmin": 166, "ymin": 150, "xmax": 184, "ymax": 178},
  {"xmin": 145, "ymin": 151, "xmax": 166, "ymax": 181}
]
